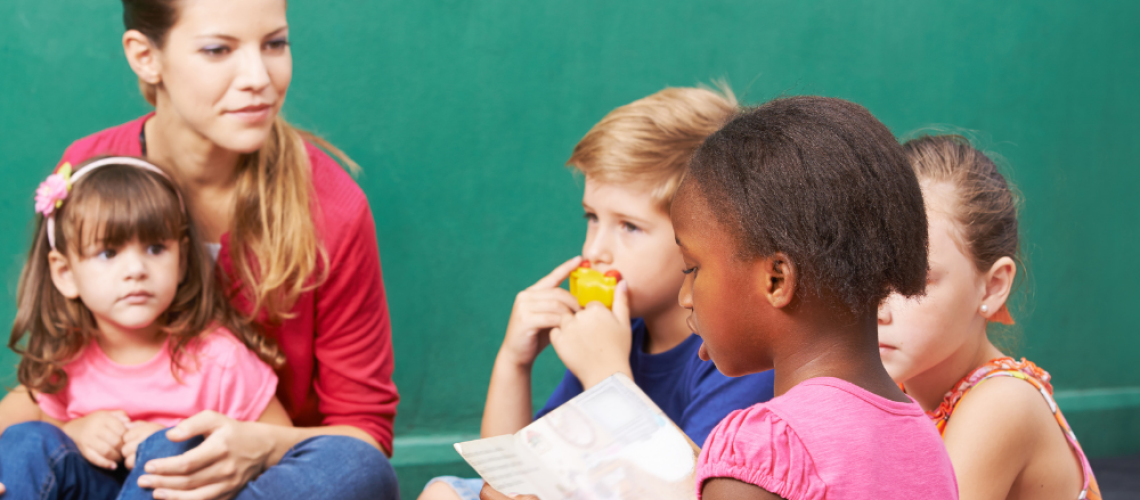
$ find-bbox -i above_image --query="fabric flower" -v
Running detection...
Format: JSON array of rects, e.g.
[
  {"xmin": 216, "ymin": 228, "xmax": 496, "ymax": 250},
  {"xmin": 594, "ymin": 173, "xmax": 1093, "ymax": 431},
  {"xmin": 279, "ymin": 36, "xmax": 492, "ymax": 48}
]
[{"xmin": 35, "ymin": 163, "xmax": 72, "ymax": 216}]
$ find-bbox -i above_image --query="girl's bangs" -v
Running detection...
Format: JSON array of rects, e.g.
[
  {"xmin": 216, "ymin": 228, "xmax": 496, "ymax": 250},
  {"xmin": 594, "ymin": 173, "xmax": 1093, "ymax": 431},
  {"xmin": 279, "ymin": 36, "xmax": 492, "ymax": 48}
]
[{"xmin": 60, "ymin": 166, "xmax": 184, "ymax": 253}]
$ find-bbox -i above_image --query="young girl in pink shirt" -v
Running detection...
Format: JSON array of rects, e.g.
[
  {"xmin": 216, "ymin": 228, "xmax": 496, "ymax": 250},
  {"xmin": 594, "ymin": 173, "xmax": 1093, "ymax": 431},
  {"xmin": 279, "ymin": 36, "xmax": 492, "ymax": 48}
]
[
  {"xmin": 673, "ymin": 97, "xmax": 958, "ymax": 500},
  {"xmin": 477, "ymin": 97, "xmax": 958, "ymax": 500},
  {"xmin": 878, "ymin": 135, "xmax": 1100, "ymax": 499},
  {"xmin": 0, "ymin": 156, "xmax": 289, "ymax": 499}
]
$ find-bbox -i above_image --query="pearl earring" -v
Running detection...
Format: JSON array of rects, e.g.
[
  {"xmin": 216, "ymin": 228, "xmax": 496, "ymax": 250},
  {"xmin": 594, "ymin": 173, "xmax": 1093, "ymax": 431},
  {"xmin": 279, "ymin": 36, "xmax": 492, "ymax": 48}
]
[{"xmin": 981, "ymin": 304, "xmax": 989, "ymax": 313}]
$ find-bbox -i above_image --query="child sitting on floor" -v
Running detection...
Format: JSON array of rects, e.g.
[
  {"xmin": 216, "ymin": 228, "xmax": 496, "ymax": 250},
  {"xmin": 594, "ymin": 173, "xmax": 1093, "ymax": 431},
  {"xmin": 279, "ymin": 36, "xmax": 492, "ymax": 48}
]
[
  {"xmin": 675, "ymin": 97, "xmax": 957, "ymax": 499},
  {"xmin": 878, "ymin": 135, "xmax": 1100, "ymax": 499},
  {"xmin": 420, "ymin": 85, "xmax": 775, "ymax": 500}
]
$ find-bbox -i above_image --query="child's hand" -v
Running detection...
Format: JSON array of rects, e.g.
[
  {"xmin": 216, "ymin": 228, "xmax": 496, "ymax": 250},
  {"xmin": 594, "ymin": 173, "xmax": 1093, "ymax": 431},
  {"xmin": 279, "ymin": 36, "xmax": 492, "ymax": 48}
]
[
  {"xmin": 550, "ymin": 281, "xmax": 633, "ymax": 389},
  {"xmin": 500, "ymin": 256, "xmax": 583, "ymax": 368},
  {"xmin": 122, "ymin": 421, "xmax": 168, "ymax": 470},
  {"xmin": 61, "ymin": 410, "xmax": 130, "ymax": 469}
]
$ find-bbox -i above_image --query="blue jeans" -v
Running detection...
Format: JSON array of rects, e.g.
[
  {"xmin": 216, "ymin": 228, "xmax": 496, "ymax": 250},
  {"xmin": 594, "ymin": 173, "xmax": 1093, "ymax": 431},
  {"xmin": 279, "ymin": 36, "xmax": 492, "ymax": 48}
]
[{"xmin": 0, "ymin": 422, "xmax": 399, "ymax": 500}]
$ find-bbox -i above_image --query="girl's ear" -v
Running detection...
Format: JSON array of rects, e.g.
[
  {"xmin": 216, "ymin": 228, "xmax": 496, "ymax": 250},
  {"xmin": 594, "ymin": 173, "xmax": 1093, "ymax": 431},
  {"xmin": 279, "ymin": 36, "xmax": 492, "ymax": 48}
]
[
  {"xmin": 761, "ymin": 252, "xmax": 797, "ymax": 308},
  {"xmin": 123, "ymin": 30, "xmax": 162, "ymax": 85},
  {"xmin": 48, "ymin": 250, "xmax": 80, "ymax": 299},
  {"xmin": 980, "ymin": 256, "xmax": 1017, "ymax": 321}
]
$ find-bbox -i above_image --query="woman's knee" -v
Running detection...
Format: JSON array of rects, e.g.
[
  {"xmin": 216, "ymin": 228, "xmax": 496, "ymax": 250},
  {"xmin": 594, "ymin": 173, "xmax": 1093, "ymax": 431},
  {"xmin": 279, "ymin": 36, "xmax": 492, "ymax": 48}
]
[{"xmin": 293, "ymin": 436, "xmax": 399, "ymax": 498}]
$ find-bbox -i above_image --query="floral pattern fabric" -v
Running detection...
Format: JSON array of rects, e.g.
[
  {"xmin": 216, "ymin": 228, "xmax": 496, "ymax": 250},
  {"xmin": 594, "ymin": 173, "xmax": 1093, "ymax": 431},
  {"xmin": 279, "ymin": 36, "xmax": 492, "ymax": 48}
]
[{"xmin": 924, "ymin": 357, "xmax": 1100, "ymax": 500}]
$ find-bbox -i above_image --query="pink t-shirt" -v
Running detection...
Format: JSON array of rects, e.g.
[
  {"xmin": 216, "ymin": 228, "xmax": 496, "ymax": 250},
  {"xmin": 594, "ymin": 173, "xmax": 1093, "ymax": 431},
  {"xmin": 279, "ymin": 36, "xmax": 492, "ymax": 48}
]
[
  {"xmin": 696, "ymin": 377, "xmax": 958, "ymax": 500},
  {"xmin": 37, "ymin": 328, "xmax": 278, "ymax": 427}
]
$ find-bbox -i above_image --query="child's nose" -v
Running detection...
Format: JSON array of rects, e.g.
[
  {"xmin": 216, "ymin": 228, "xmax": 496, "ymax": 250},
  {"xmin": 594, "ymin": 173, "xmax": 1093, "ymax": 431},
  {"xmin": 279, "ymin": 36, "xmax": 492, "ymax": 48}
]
[
  {"xmin": 581, "ymin": 231, "xmax": 613, "ymax": 265},
  {"xmin": 877, "ymin": 301, "xmax": 892, "ymax": 324},
  {"xmin": 122, "ymin": 252, "xmax": 148, "ymax": 280}
]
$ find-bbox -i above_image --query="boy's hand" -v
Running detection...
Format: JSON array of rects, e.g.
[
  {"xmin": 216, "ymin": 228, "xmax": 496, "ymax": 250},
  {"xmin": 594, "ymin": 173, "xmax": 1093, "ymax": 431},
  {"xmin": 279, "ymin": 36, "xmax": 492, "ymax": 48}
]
[
  {"xmin": 123, "ymin": 421, "xmax": 168, "ymax": 470},
  {"xmin": 61, "ymin": 410, "xmax": 130, "ymax": 469},
  {"xmin": 550, "ymin": 281, "xmax": 633, "ymax": 389},
  {"xmin": 500, "ymin": 256, "xmax": 583, "ymax": 368}
]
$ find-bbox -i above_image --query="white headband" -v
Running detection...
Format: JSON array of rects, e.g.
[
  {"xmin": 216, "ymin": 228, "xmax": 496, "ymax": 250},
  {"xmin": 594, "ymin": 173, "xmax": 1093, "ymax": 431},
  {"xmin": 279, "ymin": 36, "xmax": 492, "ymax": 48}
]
[{"xmin": 36, "ymin": 157, "xmax": 185, "ymax": 250}]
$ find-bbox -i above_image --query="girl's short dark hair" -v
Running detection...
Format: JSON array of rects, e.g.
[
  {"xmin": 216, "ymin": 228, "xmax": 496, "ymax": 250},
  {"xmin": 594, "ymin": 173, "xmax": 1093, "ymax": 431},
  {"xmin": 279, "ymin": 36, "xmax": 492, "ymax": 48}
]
[{"xmin": 686, "ymin": 96, "xmax": 928, "ymax": 313}]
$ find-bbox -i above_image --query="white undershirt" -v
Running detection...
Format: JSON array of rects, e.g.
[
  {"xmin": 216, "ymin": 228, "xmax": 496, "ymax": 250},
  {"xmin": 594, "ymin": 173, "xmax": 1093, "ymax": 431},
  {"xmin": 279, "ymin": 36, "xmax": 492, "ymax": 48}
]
[{"xmin": 206, "ymin": 242, "xmax": 221, "ymax": 262}]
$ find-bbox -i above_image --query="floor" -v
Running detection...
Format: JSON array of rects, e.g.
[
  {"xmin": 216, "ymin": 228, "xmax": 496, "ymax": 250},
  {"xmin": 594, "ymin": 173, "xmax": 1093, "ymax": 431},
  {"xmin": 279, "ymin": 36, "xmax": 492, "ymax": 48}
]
[{"xmin": 1093, "ymin": 454, "xmax": 1140, "ymax": 499}]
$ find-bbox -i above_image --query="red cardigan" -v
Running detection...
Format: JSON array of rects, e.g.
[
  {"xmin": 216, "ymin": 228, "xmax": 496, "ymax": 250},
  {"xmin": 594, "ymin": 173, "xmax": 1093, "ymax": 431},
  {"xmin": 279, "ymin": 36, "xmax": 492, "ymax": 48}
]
[{"xmin": 57, "ymin": 114, "xmax": 399, "ymax": 453}]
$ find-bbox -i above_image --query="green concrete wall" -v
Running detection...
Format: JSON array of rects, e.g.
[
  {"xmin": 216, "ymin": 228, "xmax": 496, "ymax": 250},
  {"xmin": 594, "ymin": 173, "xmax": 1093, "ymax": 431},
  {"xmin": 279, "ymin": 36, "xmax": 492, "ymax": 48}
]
[{"xmin": 2, "ymin": 1, "xmax": 1137, "ymax": 497}]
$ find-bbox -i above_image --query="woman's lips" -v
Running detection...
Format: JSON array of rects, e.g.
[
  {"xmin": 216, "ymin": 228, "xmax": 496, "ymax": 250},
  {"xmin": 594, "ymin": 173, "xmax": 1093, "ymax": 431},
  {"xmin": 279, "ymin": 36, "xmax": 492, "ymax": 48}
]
[
  {"xmin": 878, "ymin": 343, "xmax": 896, "ymax": 355},
  {"xmin": 227, "ymin": 104, "xmax": 273, "ymax": 124}
]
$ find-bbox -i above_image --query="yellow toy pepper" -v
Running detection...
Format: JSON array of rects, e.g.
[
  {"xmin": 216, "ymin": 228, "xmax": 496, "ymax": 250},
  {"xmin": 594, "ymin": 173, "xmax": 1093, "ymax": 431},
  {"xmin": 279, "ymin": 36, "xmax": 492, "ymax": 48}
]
[{"xmin": 569, "ymin": 263, "xmax": 622, "ymax": 308}]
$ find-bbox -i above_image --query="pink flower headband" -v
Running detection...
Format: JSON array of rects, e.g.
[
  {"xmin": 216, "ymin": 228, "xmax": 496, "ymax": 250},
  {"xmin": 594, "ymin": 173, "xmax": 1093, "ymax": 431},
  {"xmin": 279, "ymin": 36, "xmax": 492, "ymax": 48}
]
[{"xmin": 35, "ymin": 157, "xmax": 185, "ymax": 250}]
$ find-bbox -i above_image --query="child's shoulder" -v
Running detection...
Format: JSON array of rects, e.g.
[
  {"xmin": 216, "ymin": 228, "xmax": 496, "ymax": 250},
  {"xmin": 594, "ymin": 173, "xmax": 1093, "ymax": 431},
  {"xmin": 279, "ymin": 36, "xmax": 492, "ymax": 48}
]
[
  {"xmin": 699, "ymin": 402, "xmax": 827, "ymax": 498},
  {"xmin": 943, "ymin": 374, "xmax": 1056, "ymax": 452},
  {"xmin": 191, "ymin": 326, "xmax": 256, "ymax": 369}
]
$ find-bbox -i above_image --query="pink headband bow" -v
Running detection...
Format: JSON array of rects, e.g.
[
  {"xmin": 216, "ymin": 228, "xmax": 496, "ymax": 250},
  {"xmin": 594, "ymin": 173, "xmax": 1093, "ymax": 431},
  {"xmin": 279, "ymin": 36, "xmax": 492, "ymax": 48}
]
[{"xmin": 35, "ymin": 157, "xmax": 185, "ymax": 250}]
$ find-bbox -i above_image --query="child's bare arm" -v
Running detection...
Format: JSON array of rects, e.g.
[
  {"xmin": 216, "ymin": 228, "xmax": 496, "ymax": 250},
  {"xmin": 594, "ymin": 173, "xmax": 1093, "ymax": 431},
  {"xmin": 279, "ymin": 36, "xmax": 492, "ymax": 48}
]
[
  {"xmin": 0, "ymin": 386, "xmax": 42, "ymax": 433},
  {"xmin": 257, "ymin": 396, "xmax": 293, "ymax": 427},
  {"xmin": 702, "ymin": 478, "xmax": 786, "ymax": 500},
  {"xmin": 482, "ymin": 257, "xmax": 582, "ymax": 438},
  {"xmin": 942, "ymin": 377, "xmax": 1059, "ymax": 500}
]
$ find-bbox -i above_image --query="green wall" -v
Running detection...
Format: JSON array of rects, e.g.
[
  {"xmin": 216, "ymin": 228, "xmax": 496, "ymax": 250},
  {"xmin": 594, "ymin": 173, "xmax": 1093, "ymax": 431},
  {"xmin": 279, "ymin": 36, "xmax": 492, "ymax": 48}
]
[{"xmin": 2, "ymin": 1, "xmax": 1138, "ymax": 496}]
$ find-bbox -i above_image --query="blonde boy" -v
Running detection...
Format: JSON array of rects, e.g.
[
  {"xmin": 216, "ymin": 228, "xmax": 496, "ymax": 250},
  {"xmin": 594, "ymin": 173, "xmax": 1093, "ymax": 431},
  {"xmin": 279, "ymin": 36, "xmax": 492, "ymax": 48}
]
[{"xmin": 420, "ymin": 86, "xmax": 774, "ymax": 500}]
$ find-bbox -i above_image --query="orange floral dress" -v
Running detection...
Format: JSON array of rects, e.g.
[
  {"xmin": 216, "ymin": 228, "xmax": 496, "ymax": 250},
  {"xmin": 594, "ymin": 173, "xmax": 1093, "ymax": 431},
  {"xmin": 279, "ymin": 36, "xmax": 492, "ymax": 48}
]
[{"xmin": 920, "ymin": 357, "xmax": 1100, "ymax": 500}]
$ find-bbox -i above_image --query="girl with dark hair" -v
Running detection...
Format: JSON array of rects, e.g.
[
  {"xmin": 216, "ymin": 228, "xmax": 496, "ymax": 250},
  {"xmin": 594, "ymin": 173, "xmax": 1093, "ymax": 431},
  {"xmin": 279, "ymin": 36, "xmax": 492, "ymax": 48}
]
[
  {"xmin": 878, "ymin": 135, "xmax": 1100, "ymax": 499},
  {"xmin": 0, "ymin": 157, "xmax": 289, "ymax": 498},
  {"xmin": 675, "ymin": 97, "xmax": 959, "ymax": 500},
  {"xmin": 480, "ymin": 96, "xmax": 959, "ymax": 500},
  {"xmin": 0, "ymin": 0, "xmax": 399, "ymax": 498}
]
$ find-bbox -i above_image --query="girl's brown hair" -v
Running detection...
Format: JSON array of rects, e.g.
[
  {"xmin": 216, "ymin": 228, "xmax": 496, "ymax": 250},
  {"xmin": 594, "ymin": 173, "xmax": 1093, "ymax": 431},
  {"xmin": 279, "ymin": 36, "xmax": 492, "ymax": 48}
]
[
  {"xmin": 903, "ymin": 135, "xmax": 1020, "ymax": 274},
  {"xmin": 10, "ymin": 158, "xmax": 283, "ymax": 396},
  {"xmin": 123, "ymin": 0, "xmax": 360, "ymax": 323}
]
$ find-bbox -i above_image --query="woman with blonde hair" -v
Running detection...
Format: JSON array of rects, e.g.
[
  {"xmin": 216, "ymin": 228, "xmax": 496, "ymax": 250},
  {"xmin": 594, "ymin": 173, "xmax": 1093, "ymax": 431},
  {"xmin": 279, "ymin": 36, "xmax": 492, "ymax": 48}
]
[{"xmin": 0, "ymin": 0, "xmax": 399, "ymax": 498}]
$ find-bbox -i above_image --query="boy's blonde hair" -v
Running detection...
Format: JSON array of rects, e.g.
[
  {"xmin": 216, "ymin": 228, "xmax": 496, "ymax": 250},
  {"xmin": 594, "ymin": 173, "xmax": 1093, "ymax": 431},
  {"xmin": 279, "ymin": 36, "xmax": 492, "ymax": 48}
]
[{"xmin": 567, "ymin": 84, "xmax": 738, "ymax": 209}]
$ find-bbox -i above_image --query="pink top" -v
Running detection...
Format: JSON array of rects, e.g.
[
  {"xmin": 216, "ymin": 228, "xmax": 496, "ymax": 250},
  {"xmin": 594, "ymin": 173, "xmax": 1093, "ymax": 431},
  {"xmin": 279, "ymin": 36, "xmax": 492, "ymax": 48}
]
[
  {"xmin": 37, "ymin": 328, "xmax": 278, "ymax": 427},
  {"xmin": 57, "ymin": 113, "xmax": 398, "ymax": 452},
  {"xmin": 696, "ymin": 377, "xmax": 958, "ymax": 500}
]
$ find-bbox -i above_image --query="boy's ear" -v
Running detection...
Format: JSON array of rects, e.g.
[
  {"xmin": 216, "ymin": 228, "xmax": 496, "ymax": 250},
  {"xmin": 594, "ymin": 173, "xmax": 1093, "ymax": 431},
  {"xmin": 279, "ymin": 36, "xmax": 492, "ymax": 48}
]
[
  {"xmin": 760, "ymin": 252, "xmax": 796, "ymax": 308},
  {"xmin": 48, "ymin": 250, "xmax": 80, "ymax": 299},
  {"xmin": 123, "ymin": 30, "xmax": 162, "ymax": 85}
]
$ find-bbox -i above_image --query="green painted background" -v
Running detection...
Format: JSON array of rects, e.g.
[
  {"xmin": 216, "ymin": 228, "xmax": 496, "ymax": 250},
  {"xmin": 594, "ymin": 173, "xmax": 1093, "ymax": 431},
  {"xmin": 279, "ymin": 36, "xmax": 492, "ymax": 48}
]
[{"xmin": 2, "ymin": 1, "xmax": 1138, "ymax": 496}]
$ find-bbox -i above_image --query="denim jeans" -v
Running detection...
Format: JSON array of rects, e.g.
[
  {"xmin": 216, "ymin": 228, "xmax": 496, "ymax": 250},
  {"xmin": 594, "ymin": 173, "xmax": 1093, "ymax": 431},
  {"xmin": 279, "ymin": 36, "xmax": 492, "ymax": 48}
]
[{"xmin": 0, "ymin": 422, "xmax": 399, "ymax": 500}]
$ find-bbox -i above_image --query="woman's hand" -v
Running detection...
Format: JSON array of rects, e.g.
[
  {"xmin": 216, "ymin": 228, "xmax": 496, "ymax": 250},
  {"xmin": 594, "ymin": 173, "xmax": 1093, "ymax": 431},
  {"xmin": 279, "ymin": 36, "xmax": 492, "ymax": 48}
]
[
  {"xmin": 479, "ymin": 483, "xmax": 540, "ymax": 500},
  {"xmin": 136, "ymin": 411, "xmax": 277, "ymax": 500},
  {"xmin": 550, "ymin": 281, "xmax": 633, "ymax": 389},
  {"xmin": 122, "ymin": 421, "xmax": 168, "ymax": 470},
  {"xmin": 61, "ymin": 410, "xmax": 130, "ymax": 469},
  {"xmin": 500, "ymin": 256, "xmax": 583, "ymax": 368}
]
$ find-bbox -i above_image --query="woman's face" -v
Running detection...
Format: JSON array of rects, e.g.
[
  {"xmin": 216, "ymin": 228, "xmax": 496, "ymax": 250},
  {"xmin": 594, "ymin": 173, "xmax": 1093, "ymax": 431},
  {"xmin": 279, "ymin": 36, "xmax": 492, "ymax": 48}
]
[
  {"xmin": 877, "ymin": 183, "xmax": 989, "ymax": 383},
  {"xmin": 153, "ymin": 0, "xmax": 292, "ymax": 153}
]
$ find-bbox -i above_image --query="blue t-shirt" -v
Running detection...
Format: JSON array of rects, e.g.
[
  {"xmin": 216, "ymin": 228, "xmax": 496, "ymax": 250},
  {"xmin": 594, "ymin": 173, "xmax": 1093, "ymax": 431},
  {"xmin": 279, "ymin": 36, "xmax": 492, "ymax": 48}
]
[{"xmin": 535, "ymin": 318, "xmax": 775, "ymax": 446}]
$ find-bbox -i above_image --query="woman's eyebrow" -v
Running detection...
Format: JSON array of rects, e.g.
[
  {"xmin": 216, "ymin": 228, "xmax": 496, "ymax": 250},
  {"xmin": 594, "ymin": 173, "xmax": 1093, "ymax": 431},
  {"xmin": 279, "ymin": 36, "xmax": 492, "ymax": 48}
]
[{"xmin": 195, "ymin": 26, "xmax": 289, "ymax": 41}]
